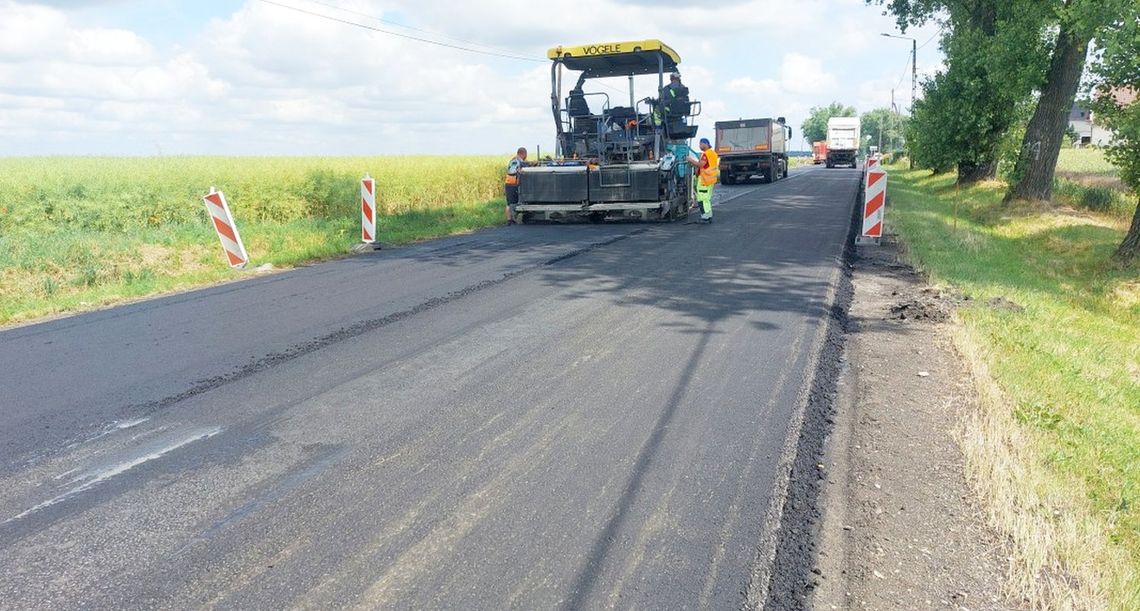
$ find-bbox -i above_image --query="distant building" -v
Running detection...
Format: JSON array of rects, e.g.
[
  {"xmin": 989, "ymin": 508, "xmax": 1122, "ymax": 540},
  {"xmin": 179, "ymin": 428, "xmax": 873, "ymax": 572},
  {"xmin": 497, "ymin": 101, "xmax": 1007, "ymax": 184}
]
[
  {"xmin": 1069, "ymin": 103, "xmax": 1113, "ymax": 147},
  {"xmin": 1069, "ymin": 88, "xmax": 1137, "ymax": 147}
]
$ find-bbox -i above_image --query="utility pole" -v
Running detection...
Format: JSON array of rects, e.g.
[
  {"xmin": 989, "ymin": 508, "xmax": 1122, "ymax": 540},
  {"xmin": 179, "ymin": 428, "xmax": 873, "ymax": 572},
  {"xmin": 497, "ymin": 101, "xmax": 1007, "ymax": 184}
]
[
  {"xmin": 911, "ymin": 37, "xmax": 916, "ymax": 114},
  {"xmin": 883, "ymin": 32, "xmax": 917, "ymax": 167},
  {"xmin": 881, "ymin": 33, "xmax": 917, "ymax": 113},
  {"xmin": 891, "ymin": 101, "xmax": 901, "ymax": 155},
  {"xmin": 888, "ymin": 89, "xmax": 894, "ymax": 153}
]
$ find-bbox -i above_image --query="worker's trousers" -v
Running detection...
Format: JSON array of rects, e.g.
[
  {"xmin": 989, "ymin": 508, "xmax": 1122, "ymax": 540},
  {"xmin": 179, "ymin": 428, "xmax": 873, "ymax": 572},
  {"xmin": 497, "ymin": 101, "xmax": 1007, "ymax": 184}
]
[{"xmin": 696, "ymin": 183, "xmax": 714, "ymax": 219}]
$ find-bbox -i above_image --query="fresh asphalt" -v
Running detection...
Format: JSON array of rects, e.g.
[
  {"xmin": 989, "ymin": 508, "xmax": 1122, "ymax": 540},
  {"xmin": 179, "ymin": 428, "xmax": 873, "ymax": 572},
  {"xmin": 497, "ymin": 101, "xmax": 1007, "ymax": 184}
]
[{"xmin": 0, "ymin": 164, "xmax": 863, "ymax": 609}]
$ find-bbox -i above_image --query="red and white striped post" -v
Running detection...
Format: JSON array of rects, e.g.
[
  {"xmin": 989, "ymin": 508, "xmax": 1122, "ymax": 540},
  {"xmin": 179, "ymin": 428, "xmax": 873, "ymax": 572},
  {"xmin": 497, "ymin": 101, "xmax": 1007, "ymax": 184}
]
[
  {"xmin": 361, "ymin": 175, "xmax": 376, "ymax": 244},
  {"xmin": 202, "ymin": 187, "xmax": 250, "ymax": 269},
  {"xmin": 857, "ymin": 166, "xmax": 888, "ymax": 245}
]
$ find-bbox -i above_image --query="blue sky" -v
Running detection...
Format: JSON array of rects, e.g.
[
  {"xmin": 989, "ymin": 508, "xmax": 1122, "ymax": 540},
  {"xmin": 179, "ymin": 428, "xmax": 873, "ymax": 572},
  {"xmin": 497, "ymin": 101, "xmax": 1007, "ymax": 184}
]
[{"xmin": 0, "ymin": 0, "xmax": 944, "ymax": 155}]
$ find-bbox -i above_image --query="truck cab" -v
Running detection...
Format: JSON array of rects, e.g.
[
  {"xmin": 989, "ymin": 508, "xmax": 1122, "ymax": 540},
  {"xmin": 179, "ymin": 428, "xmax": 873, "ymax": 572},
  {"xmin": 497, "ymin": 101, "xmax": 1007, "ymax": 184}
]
[{"xmin": 714, "ymin": 117, "xmax": 791, "ymax": 185}]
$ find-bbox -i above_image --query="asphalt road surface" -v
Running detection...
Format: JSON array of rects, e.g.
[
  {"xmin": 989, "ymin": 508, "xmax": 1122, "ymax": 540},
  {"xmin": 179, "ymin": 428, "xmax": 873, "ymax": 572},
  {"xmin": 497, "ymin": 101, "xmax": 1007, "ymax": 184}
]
[{"xmin": 0, "ymin": 165, "xmax": 861, "ymax": 610}]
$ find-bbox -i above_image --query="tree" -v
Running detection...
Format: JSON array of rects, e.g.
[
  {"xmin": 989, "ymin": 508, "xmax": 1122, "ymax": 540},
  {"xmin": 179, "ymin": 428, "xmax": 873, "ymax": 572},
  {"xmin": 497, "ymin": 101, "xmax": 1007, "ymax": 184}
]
[
  {"xmin": 1065, "ymin": 123, "xmax": 1079, "ymax": 147},
  {"xmin": 870, "ymin": 0, "xmax": 1050, "ymax": 184},
  {"xmin": 861, "ymin": 107, "xmax": 908, "ymax": 153},
  {"xmin": 1005, "ymin": 0, "xmax": 1129, "ymax": 203},
  {"xmin": 801, "ymin": 102, "xmax": 856, "ymax": 144},
  {"xmin": 905, "ymin": 78, "xmax": 957, "ymax": 174},
  {"xmin": 1087, "ymin": 7, "xmax": 1140, "ymax": 263}
]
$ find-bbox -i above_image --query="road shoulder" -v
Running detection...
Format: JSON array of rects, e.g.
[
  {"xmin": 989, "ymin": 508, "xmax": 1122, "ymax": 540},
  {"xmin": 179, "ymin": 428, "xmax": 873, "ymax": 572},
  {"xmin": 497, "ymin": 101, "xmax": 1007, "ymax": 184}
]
[{"xmin": 812, "ymin": 234, "xmax": 1021, "ymax": 610}]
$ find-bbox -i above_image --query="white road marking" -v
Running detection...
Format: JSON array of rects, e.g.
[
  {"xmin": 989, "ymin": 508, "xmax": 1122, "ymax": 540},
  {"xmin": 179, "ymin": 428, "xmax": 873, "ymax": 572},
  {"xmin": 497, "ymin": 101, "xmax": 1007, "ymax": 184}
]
[{"xmin": 4, "ymin": 427, "xmax": 222, "ymax": 524}]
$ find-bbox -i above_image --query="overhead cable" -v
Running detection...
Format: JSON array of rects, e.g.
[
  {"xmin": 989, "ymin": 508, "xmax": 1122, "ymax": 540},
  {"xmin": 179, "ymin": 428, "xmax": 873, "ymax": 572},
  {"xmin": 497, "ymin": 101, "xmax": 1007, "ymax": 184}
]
[
  {"xmin": 295, "ymin": 0, "xmax": 533, "ymax": 59},
  {"xmin": 255, "ymin": 0, "xmax": 545, "ymax": 63}
]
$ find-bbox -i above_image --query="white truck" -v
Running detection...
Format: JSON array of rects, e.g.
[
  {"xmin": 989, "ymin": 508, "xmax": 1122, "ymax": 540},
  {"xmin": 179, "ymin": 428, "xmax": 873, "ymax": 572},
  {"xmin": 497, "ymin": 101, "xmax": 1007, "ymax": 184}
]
[{"xmin": 825, "ymin": 116, "xmax": 860, "ymax": 168}]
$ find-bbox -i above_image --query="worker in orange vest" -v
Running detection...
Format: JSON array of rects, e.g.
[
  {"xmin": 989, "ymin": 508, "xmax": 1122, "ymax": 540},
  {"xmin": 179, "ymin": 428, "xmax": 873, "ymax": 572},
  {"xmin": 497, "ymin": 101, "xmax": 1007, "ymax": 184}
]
[
  {"xmin": 504, "ymin": 147, "xmax": 527, "ymax": 225},
  {"xmin": 687, "ymin": 138, "xmax": 719, "ymax": 223}
]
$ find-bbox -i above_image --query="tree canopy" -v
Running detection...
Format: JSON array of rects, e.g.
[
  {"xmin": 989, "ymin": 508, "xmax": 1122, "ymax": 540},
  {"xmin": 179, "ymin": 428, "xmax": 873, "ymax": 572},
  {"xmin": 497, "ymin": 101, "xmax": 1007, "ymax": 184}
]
[
  {"xmin": 868, "ymin": 0, "xmax": 1140, "ymax": 261},
  {"xmin": 861, "ymin": 108, "xmax": 908, "ymax": 153},
  {"xmin": 1087, "ymin": 7, "xmax": 1140, "ymax": 263},
  {"xmin": 801, "ymin": 102, "xmax": 857, "ymax": 144},
  {"xmin": 871, "ymin": 0, "xmax": 1049, "ymax": 183}
]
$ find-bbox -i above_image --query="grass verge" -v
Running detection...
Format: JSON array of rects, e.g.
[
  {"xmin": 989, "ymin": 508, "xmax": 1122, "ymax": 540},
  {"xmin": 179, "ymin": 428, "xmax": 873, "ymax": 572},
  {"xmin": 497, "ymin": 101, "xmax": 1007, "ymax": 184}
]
[
  {"xmin": 885, "ymin": 165, "xmax": 1139, "ymax": 609},
  {"xmin": 0, "ymin": 156, "xmax": 506, "ymax": 326}
]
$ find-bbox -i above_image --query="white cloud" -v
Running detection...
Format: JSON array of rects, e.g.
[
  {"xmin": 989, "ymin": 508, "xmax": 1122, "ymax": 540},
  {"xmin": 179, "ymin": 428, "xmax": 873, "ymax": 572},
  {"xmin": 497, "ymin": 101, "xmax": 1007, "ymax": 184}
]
[
  {"xmin": 0, "ymin": 0, "xmax": 945, "ymax": 154},
  {"xmin": 780, "ymin": 53, "xmax": 837, "ymax": 95}
]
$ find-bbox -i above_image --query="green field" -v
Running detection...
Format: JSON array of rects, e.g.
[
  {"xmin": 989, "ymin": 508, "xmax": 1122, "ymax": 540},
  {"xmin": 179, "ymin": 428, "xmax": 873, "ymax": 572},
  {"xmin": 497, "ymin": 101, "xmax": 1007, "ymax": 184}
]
[
  {"xmin": 1054, "ymin": 148, "xmax": 1132, "ymax": 218},
  {"xmin": 886, "ymin": 165, "xmax": 1139, "ymax": 608},
  {"xmin": 0, "ymin": 156, "xmax": 506, "ymax": 325},
  {"xmin": 1057, "ymin": 148, "xmax": 1121, "ymax": 176}
]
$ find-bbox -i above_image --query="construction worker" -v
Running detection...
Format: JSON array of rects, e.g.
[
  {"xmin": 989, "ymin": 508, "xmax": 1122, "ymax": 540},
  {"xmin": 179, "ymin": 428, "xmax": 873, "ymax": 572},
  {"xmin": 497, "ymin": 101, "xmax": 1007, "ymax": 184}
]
[
  {"xmin": 504, "ymin": 147, "xmax": 527, "ymax": 224},
  {"xmin": 649, "ymin": 71, "xmax": 691, "ymax": 134},
  {"xmin": 687, "ymin": 137, "xmax": 718, "ymax": 223},
  {"xmin": 662, "ymin": 71, "xmax": 690, "ymax": 123}
]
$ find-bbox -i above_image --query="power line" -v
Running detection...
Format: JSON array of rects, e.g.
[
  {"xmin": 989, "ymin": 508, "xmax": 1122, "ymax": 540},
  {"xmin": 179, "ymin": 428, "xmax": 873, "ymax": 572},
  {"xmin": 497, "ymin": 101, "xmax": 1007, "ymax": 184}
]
[
  {"xmin": 255, "ymin": 0, "xmax": 545, "ymax": 63},
  {"xmin": 893, "ymin": 51, "xmax": 912, "ymax": 90},
  {"xmin": 294, "ymin": 0, "xmax": 534, "ymax": 59},
  {"xmin": 916, "ymin": 31, "xmax": 939, "ymax": 50},
  {"xmin": 258, "ymin": 1, "xmax": 650, "ymax": 103}
]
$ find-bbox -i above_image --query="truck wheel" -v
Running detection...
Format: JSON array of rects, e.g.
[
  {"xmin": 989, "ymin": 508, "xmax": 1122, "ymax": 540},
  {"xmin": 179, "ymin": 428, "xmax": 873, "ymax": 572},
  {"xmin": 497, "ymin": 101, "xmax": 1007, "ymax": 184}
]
[
  {"xmin": 767, "ymin": 163, "xmax": 778, "ymax": 183},
  {"xmin": 722, "ymin": 173, "xmax": 735, "ymax": 185}
]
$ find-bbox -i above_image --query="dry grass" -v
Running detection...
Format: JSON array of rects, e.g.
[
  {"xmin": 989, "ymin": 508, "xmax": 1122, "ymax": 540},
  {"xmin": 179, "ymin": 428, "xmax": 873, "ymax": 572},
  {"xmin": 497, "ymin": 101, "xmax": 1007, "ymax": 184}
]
[
  {"xmin": 888, "ymin": 164, "xmax": 1140, "ymax": 610},
  {"xmin": 953, "ymin": 325, "xmax": 1126, "ymax": 609}
]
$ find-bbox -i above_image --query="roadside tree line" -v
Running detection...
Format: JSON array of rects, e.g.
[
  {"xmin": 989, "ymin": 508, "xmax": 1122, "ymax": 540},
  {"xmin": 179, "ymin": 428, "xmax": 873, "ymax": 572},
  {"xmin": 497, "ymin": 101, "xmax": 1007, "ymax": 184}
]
[
  {"xmin": 867, "ymin": 0, "xmax": 1139, "ymax": 263},
  {"xmin": 801, "ymin": 103, "xmax": 909, "ymax": 159}
]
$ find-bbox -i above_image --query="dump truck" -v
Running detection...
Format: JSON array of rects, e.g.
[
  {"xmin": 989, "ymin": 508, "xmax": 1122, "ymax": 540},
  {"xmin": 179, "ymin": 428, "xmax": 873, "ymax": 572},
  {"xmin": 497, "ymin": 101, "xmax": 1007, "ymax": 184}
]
[
  {"xmin": 514, "ymin": 40, "xmax": 701, "ymax": 223},
  {"xmin": 714, "ymin": 117, "xmax": 792, "ymax": 185},
  {"xmin": 825, "ymin": 116, "xmax": 860, "ymax": 168},
  {"xmin": 812, "ymin": 141, "xmax": 828, "ymax": 164}
]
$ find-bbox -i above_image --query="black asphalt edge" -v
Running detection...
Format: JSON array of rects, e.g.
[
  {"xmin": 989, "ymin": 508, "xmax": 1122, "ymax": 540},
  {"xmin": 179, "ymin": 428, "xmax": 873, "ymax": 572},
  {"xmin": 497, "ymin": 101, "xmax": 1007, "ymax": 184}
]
[
  {"xmin": 744, "ymin": 178, "xmax": 860, "ymax": 610},
  {"xmin": 123, "ymin": 229, "xmax": 648, "ymax": 417}
]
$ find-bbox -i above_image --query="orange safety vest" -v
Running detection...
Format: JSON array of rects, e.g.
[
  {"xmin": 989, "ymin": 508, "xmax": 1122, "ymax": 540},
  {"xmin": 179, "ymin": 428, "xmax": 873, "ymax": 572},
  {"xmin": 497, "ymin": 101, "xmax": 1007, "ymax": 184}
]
[
  {"xmin": 505, "ymin": 156, "xmax": 522, "ymax": 186},
  {"xmin": 698, "ymin": 149, "xmax": 719, "ymax": 186}
]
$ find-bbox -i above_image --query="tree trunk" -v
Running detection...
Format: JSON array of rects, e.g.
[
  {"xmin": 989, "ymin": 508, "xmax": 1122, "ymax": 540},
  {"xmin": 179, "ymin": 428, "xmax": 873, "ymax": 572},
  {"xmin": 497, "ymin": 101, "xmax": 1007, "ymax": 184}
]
[
  {"xmin": 958, "ymin": 158, "xmax": 998, "ymax": 184},
  {"xmin": 1113, "ymin": 200, "xmax": 1140, "ymax": 264},
  {"xmin": 1005, "ymin": 26, "xmax": 1092, "ymax": 202}
]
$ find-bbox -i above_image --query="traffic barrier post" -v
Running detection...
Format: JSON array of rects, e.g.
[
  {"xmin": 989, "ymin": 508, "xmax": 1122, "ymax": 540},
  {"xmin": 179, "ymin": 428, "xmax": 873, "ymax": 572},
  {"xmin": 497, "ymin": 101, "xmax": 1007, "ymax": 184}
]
[
  {"xmin": 863, "ymin": 154, "xmax": 879, "ymax": 180},
  {"xmin": 202, "ymin": 188, "xmax": 250, "ymax": 269},
  {"xmin": 857, "ymin": 166, "xmax": 887, "ymax": 246},
  {"xmin": 361, "ymin": 175, "xmax": 376, "ymax": 244}
]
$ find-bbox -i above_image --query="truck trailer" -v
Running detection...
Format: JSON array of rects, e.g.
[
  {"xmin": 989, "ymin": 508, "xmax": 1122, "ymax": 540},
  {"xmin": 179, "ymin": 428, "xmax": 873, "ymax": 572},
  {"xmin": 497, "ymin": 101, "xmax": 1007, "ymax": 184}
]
[
  {"xmin": 825, "ymin": 116, "xmax": 860, "ymax": 168},
  {"xmin": 714, "ymin": 117, "xmax": 792, "ymax": 184},
  {"xmin": 812, "ymin": 141, "xmax": 828, "ymax": 164}
]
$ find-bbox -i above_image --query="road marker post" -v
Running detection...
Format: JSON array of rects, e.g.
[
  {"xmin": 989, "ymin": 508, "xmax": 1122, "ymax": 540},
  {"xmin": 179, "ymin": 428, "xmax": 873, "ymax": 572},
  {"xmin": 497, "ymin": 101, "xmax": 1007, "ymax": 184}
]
[
  {"xmin": 202, "ymin": 188, "xmax": 250, "ymax": 269},
  {"xmin": 857, "ymin": 166, "xmax": 887, "ymax": 246},
  {"xmin": 361, "ymin": 174, "xmax": 377, "ymax": 245},
  {"xmin": 863, "ymin": 154, "xmax": 879, "ymax": 179}
]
